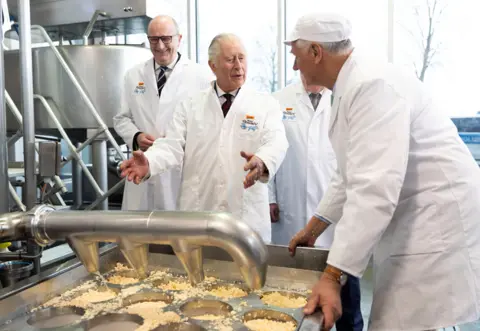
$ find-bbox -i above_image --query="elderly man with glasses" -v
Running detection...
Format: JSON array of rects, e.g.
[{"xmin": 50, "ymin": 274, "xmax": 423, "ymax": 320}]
[{"xmin": 114, "ymin": 15, "xmax": 213, "ymax": 212}]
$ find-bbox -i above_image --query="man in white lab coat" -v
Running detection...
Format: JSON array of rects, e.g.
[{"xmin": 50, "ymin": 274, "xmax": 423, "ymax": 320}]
[
  {"xmin": 287, "ymin": 13, "xmax": 480, "ymax": 331},
  {"xmin": 269, "ymin": 74, "xmax": 336, "ymax": 247},
  {"xmin": 270, "ymin": 75, "xmax": 363, "ymax": 331},
  {"xmin": 113, "ymin": 15, "xmax": 212, "ymax": 211},
  {"xmin": 119, "ymin": 33, "xmax": 288, "ymax": 243}
]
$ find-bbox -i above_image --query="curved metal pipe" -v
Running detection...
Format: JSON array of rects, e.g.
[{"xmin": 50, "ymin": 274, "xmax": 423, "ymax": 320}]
[
  {"xmin": 15, "ymin": 208, "xmax": 268, "ymax": 289},
  {"xmin": 82, "ymin": 10, "xmax": 109, "ymax": 45}
]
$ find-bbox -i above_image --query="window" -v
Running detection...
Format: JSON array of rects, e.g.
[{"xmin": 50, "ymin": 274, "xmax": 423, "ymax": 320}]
[
  {"xmin": 285, "ymin": 0, "xmax": 389, "ymax": 85},
  {"xmin": 146, "ymin": 0, "xmax": 189, "ymax": 55},
  {"xmin": 394, "ymin": 0, "xmax": 480, "ymax": 117},
  {"xmin": 196, "ymin": 0, "xmax": 278, "ymax": 92}
]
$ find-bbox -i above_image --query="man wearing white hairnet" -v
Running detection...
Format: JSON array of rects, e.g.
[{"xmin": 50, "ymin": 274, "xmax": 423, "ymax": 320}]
[
  {"xmin": 271, "ymin": 73, "xmax": 363, "ymax": 331},
  {"xmin": 286, "ymin": 12, "xmax": 480, "ymax": 331}
]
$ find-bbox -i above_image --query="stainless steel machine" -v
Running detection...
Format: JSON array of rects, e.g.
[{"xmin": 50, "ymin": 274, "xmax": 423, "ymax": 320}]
[
  {"xmin": 0, "ymin": 207, "xmax": 327, "ymax": 330},
  {"xmin": 3, "ymin": 0, "xmax": 164, "ymax": 215}
]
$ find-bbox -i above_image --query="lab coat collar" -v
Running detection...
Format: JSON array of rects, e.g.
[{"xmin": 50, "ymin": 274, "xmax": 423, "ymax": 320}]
[
  {"xmin": 328, "ymin": 49, "xmax": 357, "ymax": 132},
  {"xmin": 332, "ymin": 48, "xmax": 356, "ymax": 98},
  {"xmin": 214, "ymin": 81, "xmax": 240, "ymax": 98},
  {"xmin": 296, "ymin": 81, "xmax": 328, "ymax": 114}
]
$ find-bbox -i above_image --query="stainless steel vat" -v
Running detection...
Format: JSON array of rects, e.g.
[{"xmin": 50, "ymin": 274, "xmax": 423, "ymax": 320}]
[{"xmin": 3, "ymin": 45, "xmax": 151, "ymax": 133}]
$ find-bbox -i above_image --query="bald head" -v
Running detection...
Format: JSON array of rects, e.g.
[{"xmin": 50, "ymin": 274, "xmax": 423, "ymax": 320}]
[
  {"xmin": 147, "ymin": 15, "xmax": 182, "ymax": 66},
  {"xmin": 148, "ymin": 15, "xmax": 180, "ymax": 35}
]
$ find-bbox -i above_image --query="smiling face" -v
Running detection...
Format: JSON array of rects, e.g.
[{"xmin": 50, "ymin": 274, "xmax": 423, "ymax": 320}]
[
  {"xmin": 147, "ymin": 16, "xmax": 182, "ymax": 66},
  {"xmin": 208, "ymin": 37, "xmax": 247, "ymax": 92}
]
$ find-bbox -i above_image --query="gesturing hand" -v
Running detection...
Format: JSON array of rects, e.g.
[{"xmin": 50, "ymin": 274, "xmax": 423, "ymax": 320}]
[
  {"xmin": 119, "ymin": 150, "xmax": 150, "ymax": 184},
  {"xmin": 241, "ymin": 151, "xmax": 266, "ymax": 189}
]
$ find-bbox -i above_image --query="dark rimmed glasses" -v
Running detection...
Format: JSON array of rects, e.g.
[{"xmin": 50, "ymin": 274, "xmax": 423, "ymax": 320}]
[{"xmin": 147, "ymin": 35, "xmax": 177, "ymax": 45}]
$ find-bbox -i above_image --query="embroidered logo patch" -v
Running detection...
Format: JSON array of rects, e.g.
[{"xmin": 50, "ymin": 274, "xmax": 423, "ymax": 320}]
[
  {"xmin": 240, "ymin": 114, "xmax": 259, "ymax": 131},
  {"xmin": 134, "ymin": 82, "xmax": 146, "ymax": 94},
  {"xmin": 282, "ymin": 107, "xmax": 296, "ymax": 120}
]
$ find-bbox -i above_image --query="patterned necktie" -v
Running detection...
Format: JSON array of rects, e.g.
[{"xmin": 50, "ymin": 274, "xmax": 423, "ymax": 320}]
[
  {"xmin": 309, "ymin": 93, "xmax": 322, "ymax": 111},
  {"xmin": 222, "ymin": 94, "xmax": 233, "ymax": 117},
  {"xmin": 157, "ymin": 66, "xmax": 168, "ymax": 98}
]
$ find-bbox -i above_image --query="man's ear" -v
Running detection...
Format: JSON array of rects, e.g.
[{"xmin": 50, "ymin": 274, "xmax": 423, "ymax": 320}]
[
  {"xmin": 208, "ymin": 60, "xmax": 216, "ymax": 73},
  {"xmin": 311, "ymin": 43, "xmax": 323, "ymax": 64}
]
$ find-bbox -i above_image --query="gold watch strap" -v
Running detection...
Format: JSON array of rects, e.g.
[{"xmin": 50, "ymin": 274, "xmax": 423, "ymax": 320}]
[{"xmin": 323, "ymin": 265, "xmax": 343, "ymax": 283}]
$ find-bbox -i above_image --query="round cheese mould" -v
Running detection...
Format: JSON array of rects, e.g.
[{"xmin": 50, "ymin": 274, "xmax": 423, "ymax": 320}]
[
  {"xmin": 122, "ymin": 291, "xmax": 174, "ymax": 307},
  {"xmin": 84, "ymin": 312, "xmax": 144, "ymax": 331},
  {"xmin": 26, "ymin": 306, "xmax": 85, "ymax": 330},
  {"xmin": 152, "ymin": 277, "xmax": 193, "ymax": 291},
  {"xmin": 204, "ymin": 282, "xmax": 250, "ymax": 299},
  {"xmin": 179, "ymin": 299, "xmax": 233, "ymax": 321},
  {"xmin": 151, "ymin": 322, "xmax": 207, "ymax": 331},
  {"xmin": 243, "ymin": 309, "xmax": 298, "ymax": 331},
  {"xmin": 67, "ymin": 284, "xmax": 121, "ymax": 305},
  {"xmin": 104, "ymin": 269, "xmax": 148, "ymax": 288},
  {"xmin": 260, "ymin": 290, "xmax": 307, "ymax": 309}
]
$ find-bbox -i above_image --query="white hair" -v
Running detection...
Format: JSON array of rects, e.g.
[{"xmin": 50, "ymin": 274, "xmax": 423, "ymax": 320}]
[
  {"xmin": 296, "ymin": 39, "xmax": 353, "ymax": 55},
  {"xmin": 208, "ymin": 33, "xmax": 245, "ymax": 63}
]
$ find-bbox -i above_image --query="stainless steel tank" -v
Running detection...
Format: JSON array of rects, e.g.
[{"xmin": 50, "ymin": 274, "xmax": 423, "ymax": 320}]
[{"xmin": 3, "ymin": 45, "xmax": 151, "ymax": 134}]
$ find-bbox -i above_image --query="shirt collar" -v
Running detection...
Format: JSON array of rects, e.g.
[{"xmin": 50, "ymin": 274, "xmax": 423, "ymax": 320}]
[
  {"xmin": 155, "ymin": 52, "xmax": 179, "ymax": 71},
  {"xmin": 309, "ymin": 91, "xmax": 323, "ymax": 97},
  {"xmin": 215, "ymin": 81, "xmax": 239, "ymax": 97}
]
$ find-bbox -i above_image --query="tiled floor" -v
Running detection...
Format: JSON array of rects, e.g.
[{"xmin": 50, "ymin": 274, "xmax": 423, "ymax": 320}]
[{"xmin": 356, "ymin": 267, "xmax": 480, "ymax": 331}]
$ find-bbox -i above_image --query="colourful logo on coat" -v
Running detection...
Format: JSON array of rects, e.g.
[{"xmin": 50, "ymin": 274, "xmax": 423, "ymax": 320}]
[
  {"xmin": 282, "ymin": 107, "xmax": 296, "ymax": 121},
  {"xmin": 240, "ymin": 114, "xmax": 258, "ymax": 131},
  {"xmin": 134, "ymin": 82, "xmax": 146, "ymax": 94}
]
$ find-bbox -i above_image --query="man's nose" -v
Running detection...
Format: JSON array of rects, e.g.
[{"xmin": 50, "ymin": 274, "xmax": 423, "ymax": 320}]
[{"xmin": 156, "ymin": 42, "xmax": 167, "ymax": 51}]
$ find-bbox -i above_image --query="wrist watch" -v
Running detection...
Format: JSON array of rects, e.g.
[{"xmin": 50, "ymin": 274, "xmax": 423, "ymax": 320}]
[{"xmin": 324, "ymin": 265, "xmax": 348, "ymax": 286}]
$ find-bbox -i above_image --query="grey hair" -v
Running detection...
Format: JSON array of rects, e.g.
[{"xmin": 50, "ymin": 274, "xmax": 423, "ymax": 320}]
[
  {"xmin": 297, "ymin": 39, "xmax": 353, "ymax": 55},
  {"xmin": 208, "ymin": 33, "xmax": 244, "ymax": 63}
]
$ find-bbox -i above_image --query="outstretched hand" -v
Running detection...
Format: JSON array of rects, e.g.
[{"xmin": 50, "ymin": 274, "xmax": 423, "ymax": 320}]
[
  {"xmin": 120, "ymin": 150, "xmax": 150, "ymax": 184},
  {"xmin": 241, "ymin": 151, "xmax": 266, "ymax": 189}
]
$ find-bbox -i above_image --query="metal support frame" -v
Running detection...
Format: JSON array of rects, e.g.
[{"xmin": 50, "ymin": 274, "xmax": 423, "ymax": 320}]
[
  {"xmin": 91, "ymin": 139, "xmax": 108, "ymax": 210},
  {"xmin": 6, "ymin": 25, "xmax": 128, "ymax": 211},
  {"xmin": 72, "ymin": 142, "xmax": 82, "ymax": 209},
  {"xmin": 0, "ymin": 0, "xmax": 8, "ymax": 214},
  {"xmin": 33, "ymin": 95, "xmax": 104, "ymax": 197},
  {"xmin": 18, "ymin": 0, "xmax": 41, "ymax": 275},
  {"xmin": 5, "ymin": 91, "xmax": 67, "ymax": 207}
]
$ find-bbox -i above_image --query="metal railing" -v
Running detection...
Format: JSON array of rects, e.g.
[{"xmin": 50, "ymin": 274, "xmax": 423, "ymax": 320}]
[
  {"xmin": 5, "ymin": 90, "xmax": 67, "ymax": 210},
  {"xmin": 4, "ymin": 24, "xmax": 128, "ymax": 210}
]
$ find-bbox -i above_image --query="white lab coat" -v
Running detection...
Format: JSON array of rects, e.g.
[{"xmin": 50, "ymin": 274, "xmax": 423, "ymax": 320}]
[
  {"xmin": 113, "ymin": 56, "xmax": 213, "ymax": 211},
  {"xmin": 144, "ymin": 83, "xmax": 289, "ymax": 243},
  {"xmin": 268, "ymin": 82, "xmax": 336, "ymax": 246},
  {"xmin": 316, "ymin": 50, "xmax": 480, "ymax": 330}
]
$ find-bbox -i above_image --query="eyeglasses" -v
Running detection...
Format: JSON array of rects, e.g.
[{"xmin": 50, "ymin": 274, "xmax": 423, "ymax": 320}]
[{"xmin": 147, "ymin": 35, "xmax": 177, "ymax": 45}]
